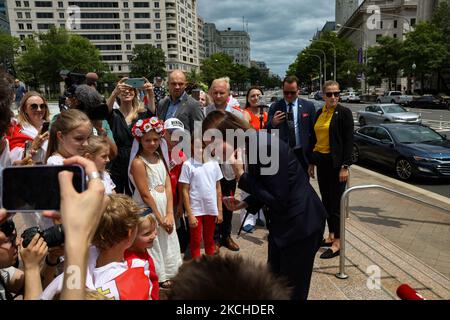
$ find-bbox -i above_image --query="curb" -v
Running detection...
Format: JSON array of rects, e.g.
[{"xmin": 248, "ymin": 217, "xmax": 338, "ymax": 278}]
[{"xmin": 351, "ymin": 165, "xmax": 450, "ymax": 206}]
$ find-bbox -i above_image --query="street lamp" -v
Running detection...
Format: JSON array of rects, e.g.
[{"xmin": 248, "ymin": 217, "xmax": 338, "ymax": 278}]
[
  {"xmin": 412, "ymin": 63, "xmax": 416, "ymax": 94},
  {"xmin": 308, "ymin": 48, "xmax": 327, "ymax": 81},
  {"xmin": 310, "ymin": 39, "xmax": 336, "ymax": 81},
  {"xmin": 347, "ymin": 70, "xmax": 351, "ymax": 88},
  {"xmin": 302, "ymin": 52, "xmax": 323, "ymax": 91}
]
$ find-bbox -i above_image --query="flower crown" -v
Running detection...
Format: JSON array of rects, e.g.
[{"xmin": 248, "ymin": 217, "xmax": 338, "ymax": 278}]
[{"xmin": 131, "ymin": 117, "xmax": 165, "ymax": 140}]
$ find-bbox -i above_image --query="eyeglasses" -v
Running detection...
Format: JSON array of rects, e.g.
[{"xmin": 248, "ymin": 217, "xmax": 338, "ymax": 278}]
[
  {"xmin": 283, "ymin": 91, "xmax": 298, "ymax": 96},
  {"xmin": 30, "ymin": 103, "xmax": 48, "ymax": 110},
  {"xmin": 325, "ymin": 92, "xmax": 341, "ymax": 98},
  {"xmin": 0, "ymin": 219, "xmax": 17, "ymax": 245}
]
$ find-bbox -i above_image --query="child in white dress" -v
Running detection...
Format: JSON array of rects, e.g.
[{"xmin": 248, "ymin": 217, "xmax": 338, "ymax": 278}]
[{"xmin": 129, "ymin": 117, "xmax": 182, "ymax": 288}]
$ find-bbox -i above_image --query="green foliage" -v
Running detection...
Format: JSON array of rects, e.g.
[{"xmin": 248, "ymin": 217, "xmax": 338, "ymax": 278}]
[
  {"xmin": 200, "ymin": 53, "xmax": 236, "ymax": 86},
  {"xmin": 129, "ymin": 44, "xmax": 166, "ymax": 81},
  {"xmin": 0, "ymin": 31, "xmax": 20, "ymax": 74},
  {"xmin": 15, "ymin": 27, "xmax": 108, "ymax": 90}
]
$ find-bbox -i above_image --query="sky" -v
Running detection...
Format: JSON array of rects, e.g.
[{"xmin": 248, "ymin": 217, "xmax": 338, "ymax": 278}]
[{"xmin": 197, "ymin": 0, "xmax": 336, "ymax": 77}]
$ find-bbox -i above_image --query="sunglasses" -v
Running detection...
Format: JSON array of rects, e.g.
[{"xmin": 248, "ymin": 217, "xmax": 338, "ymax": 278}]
[
  {"xmin": 0, "ymin": 219, "xmax": 17, "ymax": 245},
  {"xmin": 283, "ymin": 91, "xmax": 298, "ymax": 96},
  {"xmin": 30, "ymin": 103, "xmax": 48, "ymax": 110},
  {"xmin": 325, "ymin": 92, "xmax": 341, "ymax": 98}
]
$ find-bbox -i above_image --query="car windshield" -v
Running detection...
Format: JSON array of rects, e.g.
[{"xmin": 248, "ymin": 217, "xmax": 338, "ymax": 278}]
[
  {"xmin": 383, "ymin": 105, "xmax": 406, "ymax": 113},
  {"xmin": 390, "ymin": 126, "xmax": 444, "ymax": 144},
  {"xmin": 390, "ymin": 92, "xmax": 401, "ymax": 96}
]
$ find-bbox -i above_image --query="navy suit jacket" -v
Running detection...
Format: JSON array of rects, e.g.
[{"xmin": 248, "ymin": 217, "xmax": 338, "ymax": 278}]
[
  {"xmin": 238, "ymin": 131, "xmax": 327, "ymax": 249},
  {"xmin": 266, "ymin": 97, "xmax": 316, "ymax": 164}
]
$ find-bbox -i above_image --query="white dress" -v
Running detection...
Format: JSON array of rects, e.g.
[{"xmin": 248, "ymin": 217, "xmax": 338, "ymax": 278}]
[{"xmin": 132, "ymin": 155, "xmax": 182, "ymax": 283}]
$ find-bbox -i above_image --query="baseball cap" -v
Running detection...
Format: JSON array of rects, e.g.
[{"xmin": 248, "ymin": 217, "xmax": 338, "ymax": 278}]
[{"xmin": 164, "ymin": 118, "xmax": 185, "ymax": 133}]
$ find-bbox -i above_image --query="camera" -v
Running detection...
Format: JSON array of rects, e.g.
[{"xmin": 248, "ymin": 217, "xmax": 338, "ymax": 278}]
[{"xmin": 21, "ymin": 224, "xmax": 65, "ymax": 248}]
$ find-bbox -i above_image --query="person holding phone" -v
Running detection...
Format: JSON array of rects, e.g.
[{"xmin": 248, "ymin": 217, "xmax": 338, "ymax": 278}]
[{"xmin": 7, "ymin": 91, "xmax": 51, "ymax": 164}]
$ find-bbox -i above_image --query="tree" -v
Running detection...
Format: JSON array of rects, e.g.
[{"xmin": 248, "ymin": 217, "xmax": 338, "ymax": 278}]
[
  {"xmin": 16, "ymin": 27, "xmax": 108, "ymax": 91},
  {"xmin": 200, "ymin": 53, "xmax": 236, "ymax": 86},
  {"xmin": 0, "ymin": 31, "xmax": 20, "ymax": 76},
  {"xmin": 129, "ymin": 44, "xmax": 166, "ymax": 81}
]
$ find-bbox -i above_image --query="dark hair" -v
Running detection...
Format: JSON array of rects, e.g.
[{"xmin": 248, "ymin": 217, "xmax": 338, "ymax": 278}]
[
  {"xmin": 0, "ymin": 70, "xmax": 14, "ymax": 137},
  {"xmin": 245, "ymin": 86, "xmax": 264, "ymax": 108},
  {"xmin": 167, "ymin": 254, "xmax": 292, "ymax": 300},
  {"xmin": 282, "ymin": 75, "xmax": 299, "ymax": 88},
  {"xmin": 202, "ymin": 110, "xmax": 251, "ymax": 137}
]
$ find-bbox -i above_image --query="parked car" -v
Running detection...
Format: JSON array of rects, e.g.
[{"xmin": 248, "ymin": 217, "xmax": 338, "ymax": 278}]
[
  {"xmin": 409, "ymin": 95, "xmax": 449, "ymax": 109},
  {"xmin": 314, "ymin": 91, "xmax": 323, "ymax": 101},
  {"xmin": 340, "ymin": 91, "xmax": 361, "ymax": 103},
  {"xmin": 376, "ymin": 91, "xmax": 413, "ymax": 105},
  {"xmin": 357, "ymin": 104, "xmax": 421, "ymax": 126},
  {"xmin": 307, "ymin": 98, "xmax": 324, "ymax": 112},
  {"xmin": 309, "ymin": 91, "xmax": 317, "ymax": 99},
  {"xmin": 352, "ymin": 123, "xmax": 450, "ymax": 180}
]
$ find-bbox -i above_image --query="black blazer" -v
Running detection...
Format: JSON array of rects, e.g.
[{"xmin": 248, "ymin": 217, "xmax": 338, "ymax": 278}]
[
  {"xmin": 308, "ymin": 104, "xmax": 354, "ymax": 168},
  {"xmin": 266, "ymin": 98, "xmax": 316, "ymax": 163},
  {"xmin": 238, "ymin": 131, "xmax": 327, "ymax": 249}
]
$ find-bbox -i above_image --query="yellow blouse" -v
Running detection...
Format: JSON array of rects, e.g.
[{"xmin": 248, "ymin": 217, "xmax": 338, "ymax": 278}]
[{"xmin": 313, "ymin": 106, "xmax": 336, "ymax": 154}]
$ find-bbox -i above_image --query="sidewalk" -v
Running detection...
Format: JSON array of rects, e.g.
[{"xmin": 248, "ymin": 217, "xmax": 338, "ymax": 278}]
[{"xmin": 225, "ymin": 165, "xmax": 450, "ymax": 300}]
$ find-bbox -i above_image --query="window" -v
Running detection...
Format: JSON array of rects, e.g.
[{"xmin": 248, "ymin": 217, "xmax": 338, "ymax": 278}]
[
  {"xmin": 134, "ymin": 12, "xmax": 150, "ymax": 18},
  {"xmin": 154, "ymin": 2, "xmax": 159, "ymax": 8},
  {"xmin": 126, "ymin": 44, "xmax": 131, "ymax": 50},
  {"xmin": 155, "ymin": 23, "xmax": 160, "ymax": 29},
  {"xmin": 80, "ymin": 24, "xmax": 121, "ymax": 29},
  {"xmin": 358, "ymin": 127, "xmax": 377, "ymax": 139},
  {"xmin": 156, "ymin": 44, "xmax": 161, "ymax": 49},
  {"xmin": 127, "ymin": 55, "xmax": 133, "ymax": 60},
  {"xmin": 124, "ymin": 2, "xmax": 128, "ymax": 7},
  {"xmin": 375, "ymin": 128, "xmax": 392, "ymax": 141},
  {"xmin": 135, "ymin": 34, "xmax": 151, "ymax": 39},
  {"xmin": 15, "ymin": 1, "xmax": 21, "ymax": 7},
  {"xmin": 102, "ymin": 55, "xmax": 122, "ymax": 61},
  {"xmin": 37, "ymin": 23, "xmax": 54, "ymax": 29},
  {"xmin": 133, "ymin": 2, "xmax": 149, "ymax": 7},
  {"xmin": 21, "ymin": 45, "xmax": 26, "ymax": 51},
  {"xmin": 118, "ymin": 65, "xmax": 122, "ymax": 71},
  {"xmin": 68, "ymin": 2, "xmax": 118, "ymax": 8},
  {"xmin": 27, "ymin": 34, "xmax": 33, "ymax": 38},
  {"xmin": 26, "ymin": 23, "xmax": 32, "ymax": 29},
  {"xmin": 393, "ymin": 33, "xmax": 397, "ymax": 38},
  {"xmin": 135, "ymin": 23, "xmax": 150, "ymax": 29},
  {"xmin": 59, "ymin": 12, "xmax": 64, "ymax": 18},
  {"xmin": 124, "ymin": 12, "xmax": 129, "ymax": 18},
  {"xmin": 95, "ymin": 44, "xmax": 122, "ymax": 50},
  {"xmin": 82, "ymin": 34, "xmax": 121, "ymax": 40},
  {"xmin": 156, "ymin": 33, "xmax": 161, "ymax": 40},
  {"xmin": 24, "ymin": 1, "xmax": 29, "ymax": 7},
  {"xmin": 80, "ymin": 13, "xmax": 119, "ymax": 18},
  {"xmin": 58, "ymin": 1, "xmax": 63, "ymax": 7},
  {"xmin": 36, "ymin": 12, "xmax": 54, "ymax": 18},
  {"xmin": 125, "ymin": 23, "xmax": 130, "ymax": 29},
  {"xmin": 155, "ymin": 12, "xmax": 160, "ymax": 19},
  {"xmin": 125, "ymin": 34, "xmax": 131, "ymax": 40},
  {"xmin": 17, "ymin": 12, "xmax": 23, "ymax": 18},
  {"xmin": 20, "ymin": 34, "xmax": 25, "ymax": 40},
  {"xmin": 410, "ymin": 18, "xmax": 416, "ymax": 27},
  {"xmin": 380, "ymin": 21, "xmax": 383, "ymax": 29},
  {"xmin": 394, "ymin": 20, "xmax": 397, "ymax": 28},
  {"xmin": 376, "ymin": 34, "xmax": 382, "ymax": 42},
  {"xmin": 35, "ymin": 1, "xmax": 53, "ymax": 7},
  {"xmin": 25, "ymin": 12, "xmax": 30, "ymax": 18},
  {"xmin": 18, "ymin": 23, "xmax": 24, "ymax": 30}
]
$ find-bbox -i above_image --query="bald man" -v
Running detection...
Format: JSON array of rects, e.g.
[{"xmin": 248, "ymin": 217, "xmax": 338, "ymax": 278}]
[{"xmin": 157, "ymin": 70, "xmax": 204, "ymax": 134}]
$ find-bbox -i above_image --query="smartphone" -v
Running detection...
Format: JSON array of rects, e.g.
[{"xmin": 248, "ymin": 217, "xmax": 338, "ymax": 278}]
[
  {"xmin": 191, "ymin": 89, "xmax": 200, "ymax": 101},
  {"xmin": 1, "ymin": 165, "xmax": 86, "ymax": 212},
  {"xmin": 125, "ymin": 78, "xmax": 145, "ymax": 88},
  {"xmin": 23, "ymin": 141, "xmax": 32, "ymax": 159},
  {"xmin": 41, "ymin": 121, "xmax": 50, "ymax": 134}
]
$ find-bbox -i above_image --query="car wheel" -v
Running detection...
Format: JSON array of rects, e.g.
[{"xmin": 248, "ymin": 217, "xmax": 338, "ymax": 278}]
[
  {"xmin": 395, "ymin": 158, "xmax": 413, "ymax": 180},
  {"xmin": 359, "ymin": 117, "xmax": 366, "ymax": 126},
  {"xmin": 352, "ymin": 145, "xmax": 360, "ymax": 164}
]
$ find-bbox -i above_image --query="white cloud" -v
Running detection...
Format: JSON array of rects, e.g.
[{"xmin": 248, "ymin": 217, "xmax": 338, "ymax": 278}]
[{"xmin": 198, "ymin": 0, "xmax": 335, "ymax": 76}]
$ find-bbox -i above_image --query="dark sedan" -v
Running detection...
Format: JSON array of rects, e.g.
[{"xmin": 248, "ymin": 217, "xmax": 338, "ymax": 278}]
[
  {"xmin": 352, "ymin": 123, "xmax": 450, "ymax": 180},
  {"xmin": 409, "ymin": 95, "xmax": 449, "ymax": 109}
]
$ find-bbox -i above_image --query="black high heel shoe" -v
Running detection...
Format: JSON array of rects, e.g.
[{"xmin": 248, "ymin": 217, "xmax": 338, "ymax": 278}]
[{"xmin": 320, "ymin": 248, "xmax": 340, "ymax": 259}]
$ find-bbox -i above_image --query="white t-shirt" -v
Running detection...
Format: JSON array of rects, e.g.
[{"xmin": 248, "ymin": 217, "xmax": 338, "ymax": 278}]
[
  {"xmin": 102, "ymin": 171, "xmax": 116, "ymax": 195},
  {"xmin": 46, "ymin": 154, "xmax": 65, "ymax": 165},
  {"xmin": 178, "ymin": 158, "xmax": 223, "ymax": 216}
]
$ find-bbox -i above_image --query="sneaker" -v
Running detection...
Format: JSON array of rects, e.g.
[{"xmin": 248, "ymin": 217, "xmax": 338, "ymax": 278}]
[{"xmin": 243, "ymin": 224, "xmax": 254, "ymax": 233}]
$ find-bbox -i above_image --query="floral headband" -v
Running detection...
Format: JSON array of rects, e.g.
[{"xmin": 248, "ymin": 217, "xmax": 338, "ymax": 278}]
[{"xmin": 131, "ymin": 117, "xmax": 165, "ymax": 141}]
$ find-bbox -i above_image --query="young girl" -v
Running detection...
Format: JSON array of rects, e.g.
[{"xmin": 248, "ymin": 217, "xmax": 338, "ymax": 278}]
[
  {"xmin": 84, "ymin": 135, "xmax": 116, "ymax": 195},
  {"xmin": 125, "ymin": 212, "xmax": 159, "ymax": 300},
  {"xmin": 45, "ymin": 109, "xmax": 92, "ymax": 165},
  {"xmin": 178, "ymin": 138, "xmax": 223, "ymax": 259},
  {"xmin": 129, "ymin": 117, "xmax": 182, "ymax": 289}
]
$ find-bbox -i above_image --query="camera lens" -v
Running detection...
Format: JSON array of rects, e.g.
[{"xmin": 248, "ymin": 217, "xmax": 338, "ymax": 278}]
[
  {"xmin": 42, "ymin": 224, "xmax": 65, "ymax": 248},
  {"xmin": 21, "ymin": 226, "xmax": 41, "ymax": 248}
]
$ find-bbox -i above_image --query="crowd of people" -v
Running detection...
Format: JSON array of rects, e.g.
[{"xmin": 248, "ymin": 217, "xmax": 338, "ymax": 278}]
[{"xmin": 0, "ymin": 68, "xmax": 354, "ymax": 301}]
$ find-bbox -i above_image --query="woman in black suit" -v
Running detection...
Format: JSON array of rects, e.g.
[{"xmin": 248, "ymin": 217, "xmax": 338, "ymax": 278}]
[
  {"xmin": 203, "ymin": 110, "xmax": 327, "ymax": 300},
  {"xmin": 307, "ymin": 81, "xmax": 354, "ymax": 259}
]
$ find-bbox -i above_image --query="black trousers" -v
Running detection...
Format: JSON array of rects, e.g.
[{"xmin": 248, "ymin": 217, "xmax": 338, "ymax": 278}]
[
  {"xmin": 214, "ymin": 178, "xmax": 237, "ymax": 244},
  {"xmin": 293, "ymin": 148, "xmax": 308, "ymax": 175},
  {"xmin": 315, "ymin": 152, "xmax": 346, "ymax": 238},
  {"xmin": 268, "ymin": 229, "xmax": 323, "ymax": 300}
]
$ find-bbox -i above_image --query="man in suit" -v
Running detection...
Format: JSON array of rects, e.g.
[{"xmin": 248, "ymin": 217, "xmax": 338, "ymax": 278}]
[
  {"xmin": 157, "ymin": 70, "xmax": 204, "ymax": 134},
  {"xmin": 266, "ymin": 75, "xmax": 316, "ymax": 173}
]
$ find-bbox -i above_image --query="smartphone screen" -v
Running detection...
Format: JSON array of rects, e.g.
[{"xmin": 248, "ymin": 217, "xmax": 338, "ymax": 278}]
[
  {"xmin": 125, "ymin": 78, "xmax": 145, "ymax": 88},
  {"xmin": 1, "ymin": 165, "xmax": 86, "ymax": 212},
  {"xmin": 23, "ymin": 141, "xmax": 32, "ymax": 159},
  {"xmin": 41, "ymin": 121, "xmax": 50, "ymax": 134}
]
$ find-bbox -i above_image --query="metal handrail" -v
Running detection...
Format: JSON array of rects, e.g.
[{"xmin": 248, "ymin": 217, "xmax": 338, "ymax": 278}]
[{"xmin": 335, "ymin": 184, "xmax": 450, "ymax": 279}]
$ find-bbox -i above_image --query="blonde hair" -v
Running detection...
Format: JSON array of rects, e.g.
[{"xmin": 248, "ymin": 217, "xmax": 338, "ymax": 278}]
[
  {"xmin": 18, "ymin": 91, "xmax": 50, "ymax": 125},
  {"xmin": 210, "ymin": 77, "xmax": 231, "ymax": 93},
  {"xmin": 139, "ymin": 213, "xmax": 157, "ymax": 230},
  {"xmin": 45, "ymin": 109, "xmax": 92, "ymax": 162},
  {"xmin": 93, "ymin": 194, "xmax": 141, "ymax": 250},
  {"xmin": 85, "ymin": 135, "xmax": 109, "ymax": 156},
  {"xmin": 323, "ymin": 80, "xmax": 340, "ymax": 92}
]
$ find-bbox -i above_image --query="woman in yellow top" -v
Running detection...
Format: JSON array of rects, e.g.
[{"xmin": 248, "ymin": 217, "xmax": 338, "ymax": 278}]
[{"xmin": 307, "ymin": 81, "xmax": 354, "ymax": 259}]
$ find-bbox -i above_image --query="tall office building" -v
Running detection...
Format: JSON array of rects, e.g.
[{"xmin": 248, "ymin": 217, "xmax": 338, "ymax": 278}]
[
  {"xmin": 6, "ymin": 0, "xmax": 202, "ymax": 74},
  {"xmin": 417, "ymin": 0, "xmax": 450, "ymax": 21},
  {"xmin": 0, "ymin": 0, "xmax": 9, "ymax": 32},
  {"xmin": 203, "ymin": 22, "xmax": 222, "ymax": 57},
  {"xmin": 219, "ymin": 27, "xmax": 250, "ymax": 67},
  {"xmin": 335, "ymin": 0, "xmax": 359, "ymax": 26}
]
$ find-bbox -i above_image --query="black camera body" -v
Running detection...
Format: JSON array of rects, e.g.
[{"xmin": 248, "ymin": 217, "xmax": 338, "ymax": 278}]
[{"xmin": 21, "ymin": 224, "xmax": 65, "ymax": 248}]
